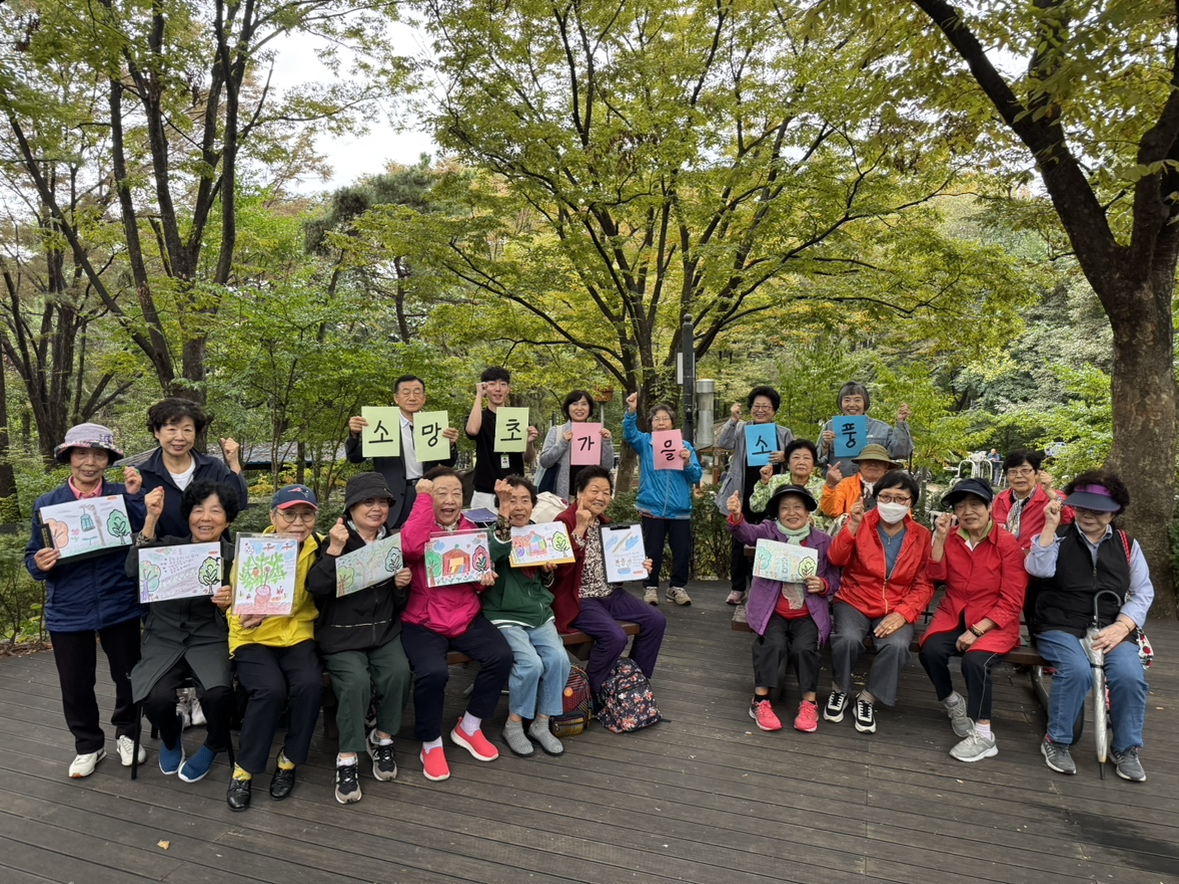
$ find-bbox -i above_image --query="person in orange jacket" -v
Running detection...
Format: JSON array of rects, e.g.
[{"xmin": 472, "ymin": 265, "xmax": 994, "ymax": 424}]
[
  {"xmin": 819, "ymin": 443, "xmax": 898, "ymax": 520},
  {"xmin": 823, "ymin": 469, "xmax": 933, "ymax": 735}
]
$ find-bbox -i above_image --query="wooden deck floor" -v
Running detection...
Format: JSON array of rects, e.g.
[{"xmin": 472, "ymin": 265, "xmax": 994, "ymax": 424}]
[{"xmin": 1, "ymin": 582, "xmax": 1177, "ymax": 884}]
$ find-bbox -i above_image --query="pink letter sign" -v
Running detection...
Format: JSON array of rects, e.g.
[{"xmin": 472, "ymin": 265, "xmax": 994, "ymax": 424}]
[
  {"xmin": 652, "ymin": 430, "xmax": 684, "ymax": 470},
  {"xmin": 570, "ymin": 422, "xmax": 603, "ymax": 466}
]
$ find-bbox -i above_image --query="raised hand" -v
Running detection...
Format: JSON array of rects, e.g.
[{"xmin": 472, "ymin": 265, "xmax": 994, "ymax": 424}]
[
  {"xmin": 575, "ymin": 505, "xmax": 596, "ymax": 533},
  {"xmin": 327, "ymin": 518, "xmax": 349, "ymax": 553},
  {"xmin": 220, "ymin": 437, "xmax": 241, "ymax": 466},
  {"xmin": 848, "ymin": 498, "xmax": 865, "ymax": 530},
  {"xmin": 730, "ymin": 402, "xmax": 743, "ymax": 422},
  {"xmin": 123, "ymin": 466, "xmax": 142, "ymax": 494},
  {"xmin": 527, "ymin": 425, "xmax": 539, "ymax": 443},
  {"xmin": 933, "ymin": 512, "xmax": 953, "ymax": 541},
  {"xmin": 145, "ymin": 486, "xmax": 166, "ymax": 519},
  {"xmin": 415, "ymin": 478, "xmax": 434, "ymax": 497},
  {"xmin": 625, "ymin": 392, "xmax": 639, "ymax": 413},
  {"xmin": 759, "ymin": 464, "xmax": 774, "ymax": 484},
  {"xmin": 825, "ymin": 463, "xmax": 844, "ymax": 487},
  {"xmin": 726, "ymin": 491, "xmax": 742, "ymax": 516},
  {"xmin": 1042, "ymin": 498, "xmax": 1062, "ymax": 535},
  {"xmin": 897, "ymin": 403, "xmax": 912, "ymax": 423}
]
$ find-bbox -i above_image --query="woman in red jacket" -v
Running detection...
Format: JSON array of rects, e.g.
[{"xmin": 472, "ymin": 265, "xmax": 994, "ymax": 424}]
[
  {"xmin": 918, "ymin": 479, "xmax": 1027, "ymax": 763},
  {"xmin": 824, "ymin": 470, "xmax": 933, "ymax": 735}
]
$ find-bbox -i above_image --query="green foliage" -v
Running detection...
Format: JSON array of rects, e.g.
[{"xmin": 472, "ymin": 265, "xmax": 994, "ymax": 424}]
[{"xmin": 0, "ymin": 535, "xmax": 45, "ymax": 645}]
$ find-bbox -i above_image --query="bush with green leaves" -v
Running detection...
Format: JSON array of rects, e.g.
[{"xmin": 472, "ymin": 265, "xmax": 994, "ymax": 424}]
[{"xmin": 0, "ymin": 535, "xmax": 45, "ymax": 645}]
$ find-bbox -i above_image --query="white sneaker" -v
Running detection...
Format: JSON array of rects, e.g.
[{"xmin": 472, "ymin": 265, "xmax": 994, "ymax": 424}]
[
  {"xmin": 190, "ymin": 697, "xmax": 207, "ymax": 728},
  {"xmin": 116, "ymin": 735, "xmax": 146, "ymax": 767},
  {"xmin": 68, "ymin": 748, "xmax": 106, "ymax": 778},
  {"xmin": 643, "ymin": 587, "xmax": 659, "ymax": 605}
]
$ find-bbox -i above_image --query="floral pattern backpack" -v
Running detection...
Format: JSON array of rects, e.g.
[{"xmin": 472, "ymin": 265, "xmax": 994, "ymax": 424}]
[{"xmin": 596, "ymin": 658, "xmax": 662, "ymax": 733}]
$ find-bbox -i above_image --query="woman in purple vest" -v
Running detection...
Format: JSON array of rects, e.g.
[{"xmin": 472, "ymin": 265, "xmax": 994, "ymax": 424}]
[{"xmin": 1025, "ymin": 469, "xmax": 1153, "ymax": 782}]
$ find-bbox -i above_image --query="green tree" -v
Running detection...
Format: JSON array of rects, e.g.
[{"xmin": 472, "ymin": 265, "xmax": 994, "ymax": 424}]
[{"xmin": 855, "ymin": 0, "xmax": 1179, "ymax": 612}]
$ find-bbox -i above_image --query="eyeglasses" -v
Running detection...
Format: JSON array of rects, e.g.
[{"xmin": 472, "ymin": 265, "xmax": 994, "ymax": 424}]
[
  {"xmin": 1007, "ymin": 468, "xmax": 1036, "ymax": 477},
  {"xmin": 274, "ymin": 509, "xmax": 317, "ymax": 524},
  {"xmin": 876, "ymin": 494, "xmax": 911, "ymax": 505}
]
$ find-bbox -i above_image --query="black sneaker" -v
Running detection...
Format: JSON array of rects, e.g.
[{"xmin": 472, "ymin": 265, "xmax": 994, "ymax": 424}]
[
  {"xmin": 270, "ymin": 761, "xmax": 297, "ymax": 800},
  {"xmin": 367, "ymin": 732, "xmax": 399, "ymax": 782},
  {"xmin": 823, "ymin": 689, "xmax": 848, "ymax": 723},
  {"xmin": 853, "ymin": 696, "xmax": 876, "ymax": 734},
  {"xmin": 334, "ymin": 763, "xmax": 362, "ymax": 804},
  {"xmin": 1041, "ymin": 736, "xmax": 1076, "ymax": 774}
]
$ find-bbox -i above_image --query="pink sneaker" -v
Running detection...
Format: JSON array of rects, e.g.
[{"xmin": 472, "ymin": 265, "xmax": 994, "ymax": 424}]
[
  {"xmin": 420, "ymin": 745, "xmax": 450, "ymax": 781},
  {"xmin": 450, "ymin": 722, "xmax": 500, "ymax": 762},
  {"xmin": 749, "ymin": 699, "xmax": 782, "ymax": 732},
  {"xmin": 794, "ymin": 700, "xmax": 819, "ymax": 733}
]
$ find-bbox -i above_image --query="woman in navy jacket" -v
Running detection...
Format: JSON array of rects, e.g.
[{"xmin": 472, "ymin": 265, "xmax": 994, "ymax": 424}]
[
  {"xmin": 136, "ymin": 398, "xmax": 247, "ymax": 538},
  {"xmin": 25, "ymin": 423, "xmax": 147, "ymax": 778}
]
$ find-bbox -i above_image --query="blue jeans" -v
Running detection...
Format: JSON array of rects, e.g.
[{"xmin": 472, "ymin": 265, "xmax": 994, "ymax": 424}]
[
  {"xmin": 499, "ymin": 621, "xmax": 571, "ymax": 720},
  {"xmin": 1035, "ymin": 630, "xmax": 1148, "ymax": 753}
]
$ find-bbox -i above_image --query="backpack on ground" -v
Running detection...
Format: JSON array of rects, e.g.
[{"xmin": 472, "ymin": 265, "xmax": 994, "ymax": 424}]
[
  {"xmin": 596, "ymin": 658, "xmax": 662, "ymax": 733},
  {"xmin": 549, "ymin": 665, "xmax": 592, "ymax": 737}
]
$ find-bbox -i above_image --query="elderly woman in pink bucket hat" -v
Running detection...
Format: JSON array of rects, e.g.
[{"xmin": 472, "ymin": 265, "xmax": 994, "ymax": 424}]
[{"xmin": 25, "ymin": 423, "xmax": 148, "ymax": 778}]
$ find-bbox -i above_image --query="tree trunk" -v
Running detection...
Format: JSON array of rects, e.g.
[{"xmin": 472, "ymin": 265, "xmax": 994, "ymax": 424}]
[
  {"xmin": 0, "ymin": 362, "xmax": 19, "ymax": 520},
  {"xmin": 1104, "ymin": 281, "xmax": 1177, "ymax": 619}
]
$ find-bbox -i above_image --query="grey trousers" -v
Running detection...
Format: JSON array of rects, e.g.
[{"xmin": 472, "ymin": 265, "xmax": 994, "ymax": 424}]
[{"xmin": 829, "ymin": 603, "xmax": 912, "ymax": 707}]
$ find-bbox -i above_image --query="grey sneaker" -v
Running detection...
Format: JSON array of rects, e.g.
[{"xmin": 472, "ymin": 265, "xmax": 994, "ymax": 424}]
[
  {"xmin": 1041, "ymin": 736, "xmax": 1076, "ymax": 774},
  {"xmin": 502, "ymin": 720, "xmax": 534, "ymax": 757},
  {"xmin": 665, "ymin": 586, "xmax": 691, "ymax": 606},
  {"xmin": 643, "ymin": 587, "xmax": 659, "ymax": 606},
  {"xmin": 1110, "ymin": 747, "xmax": 1146, "ymax": 782},
  {"xmin": 823, "ymin": 689, "xmax": 848, "ymax": 723},
  {"xmin": 334, "ymin": 763, "xmax": 361, "ymax": 804},
  {"xmin": 528, "ymin": 719, "xmax": 565, "ymax": 756},
  {"xmin": 950, "ymin": 731, "xmax": 998, "ymax": 763},
  {"xmin": 944, "ymin": 696, "xmax": 973, "ymax": 738}
]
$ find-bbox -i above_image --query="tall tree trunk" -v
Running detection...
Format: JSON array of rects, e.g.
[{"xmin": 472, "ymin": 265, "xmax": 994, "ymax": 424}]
[
  {"xmin": 1105, "ymin": 282, "xmax": 1178, "ymax": 618},
  {"xmin": 0, "ymin": 362, "xmax": 19, "ymax": 520}
]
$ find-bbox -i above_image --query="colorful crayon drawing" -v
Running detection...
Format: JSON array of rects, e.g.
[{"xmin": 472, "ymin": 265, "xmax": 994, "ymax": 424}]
[
  {"xmin": 600, "ymin": 523, "xmax": 647, "ymax": 583},
  {"xmin": 39, "ymin": 496, "xmax": 134, "ymax": 560},
  {"xmin": 138, "ymin": 542, "xmax": 224, "ymax": 604},
  {"xmin": 233, "ymin": 535, "xmax": 298, "ymax": 616},
  {"xmin": 509, "ymin": 522, "xmax": 576, "ymax": 568},
  {"xmin": 752, "ymin": 539, "xmax": 819, "ymax": 584},
  {"xmin": 336, "ymin": 534, "xmax": 403, "ymax": 598},
  {"xmin": 424, "ymin": 530, "xmax": 491, "ymax": 588}
]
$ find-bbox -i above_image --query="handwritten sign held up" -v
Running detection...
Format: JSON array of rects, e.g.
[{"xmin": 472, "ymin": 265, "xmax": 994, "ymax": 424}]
[
  {"xmin": 424, "ymin": 529, "xmax": 491, "ymax": 587},
  {"xmin": 494, "ymin": 407, "xmax": 530, "ymax": 453},
  {"xmin": 832, "ymin": 415, "xmax": 868, "ymax": 459},
  {"xmin": 570, "ymin": 422, "xmax": 603, "ymax": 466},
  {"xmin": 39, "ymin": 496, "xmax": 134, "ymax": 560},
  {"xmin": 744, "ymin": 423, "xmax": 777, "ymax": 467},
  {"xmin": 752, "ymin": 538, "xmax": 819, "ymax": 584},
  {"xmin": 361, "ymin": 407, "xmax": 401, "ymax": 458},
  {"xmin": 413, "ymin": 411, "xmax": 451, "ymax": 463},
  {"xmin": 335, "ymin": 534, "xmax": 403, "ymax": 598},
  {"xmin": 509, "ymin": 522, "xmax": 576, "ymax": 568},
  {"xmin": 652, "ymin": 429, "xmax": 684, "ymax": 470},
  {"xmin": 600, "ymin": 523, "xmax": 647, "ymax": 583},
  {"xmin": 233, "ymin": 534, "xmax": 299, "ymax": 617}
]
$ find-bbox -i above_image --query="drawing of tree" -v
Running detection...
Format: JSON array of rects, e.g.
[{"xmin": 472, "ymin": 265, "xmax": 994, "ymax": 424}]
[{"xmin": 106, "ymin": 509, "xmax": 131, "ymax": 540}]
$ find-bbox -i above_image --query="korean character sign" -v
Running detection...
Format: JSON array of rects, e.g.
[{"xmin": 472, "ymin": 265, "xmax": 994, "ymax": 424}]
[
  {"xmin": 413, "ymin": 411, "xmax": 451, "ymax": 462},
  {"xmin": 494, "ymin": 407, "xmax": 530, "ymax": 453},
  {"xmin": 361, "ymin": 406, "xmax": 401, "ymax": 458},
  {"xmin": 652, "ymin": 429, "xmax": 684, "ymax": 470},
  {"xmin": 570, "ymin": 422, "xmax": 604, "ymax": 466},
  {"xmin": 744, "ymin": 423, "xmax": 777, "ymax": 467},
  {"xmin": 832, "ymin": 415, "xmax": 867, "ymax": 459}
]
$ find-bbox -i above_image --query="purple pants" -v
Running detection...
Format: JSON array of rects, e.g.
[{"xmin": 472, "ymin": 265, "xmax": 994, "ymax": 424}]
[{"xmin": 574, "ymin": 588, "xmax": 667, "ymax": 694}]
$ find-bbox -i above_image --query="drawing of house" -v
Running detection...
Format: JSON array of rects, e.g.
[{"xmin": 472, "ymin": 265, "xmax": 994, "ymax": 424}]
[{"xmin": 442, "ymin": 547, "xmax": 471, "ymax": 575}]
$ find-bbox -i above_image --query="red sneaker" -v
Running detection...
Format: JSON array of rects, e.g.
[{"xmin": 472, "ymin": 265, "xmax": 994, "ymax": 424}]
[
  {"xmin": 450, "ymin": 722, "xmax": 500, "ymax": 762},
  {"xmin": 749, "ymin": 699, "xmax": 782, "ymax": 732},
  {"xmin": 420, "ymin": 745, "xmax": 450, "ymax": 782},
  {"xmin": 794, "ymin": 700, "xmax": 819, "ymax": 733}
]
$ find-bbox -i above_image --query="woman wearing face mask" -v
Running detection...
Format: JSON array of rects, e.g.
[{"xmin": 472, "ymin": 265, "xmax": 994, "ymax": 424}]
[
  {"xmin": 824, "ymin": 470, "xmax": 933, "ymax": 735},
  {"xmin": 622, "ymin": 392, "xmax": 703, "ymax": 607},
  {"xmin": 536, "ymin": 390, "xmax": 616, "ymax": 502},
  {"xmin": 726, "ymin": 485, "xmax": 840, "ymax": 734},
  {"xmin": 919, "ymin": 479, "xmax": 1027, "ymax": 764},
  {"xmin": 818, "ymin": 382, "xmax": 912, "ymax": 475}
]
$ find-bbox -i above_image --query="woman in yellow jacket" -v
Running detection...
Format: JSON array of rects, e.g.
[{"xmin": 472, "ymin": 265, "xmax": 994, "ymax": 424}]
[{"xmin": 225, "ymin": 485, "xmax": 325, "ymax": 812}]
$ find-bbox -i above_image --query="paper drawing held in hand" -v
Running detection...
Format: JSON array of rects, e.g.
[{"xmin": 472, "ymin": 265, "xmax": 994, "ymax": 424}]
[
  {"xmin": 600, "ymin": 523, "xmax": 647, "ymax": 583},
  {"xmin": 138, "ymin": 542, "xmax": 223, "ymax": 604},
  {"xmin": 336, "ymin": 534, "xmax": 403, "ymax": 597},
  {"xmin": 39, "ymin": 496, "xmax": 134, "ymax": 560},
  {"xmin": 424, "ymin": 530, "xmax": 492, "ymax": 587},
  {"xmin": 509, "ymin": 522, "xmax": 576, "ymax": 568},
  {"xmin": 234, "ymin": 535, "xmax": 299, "ymax": 616},
  {"xmin": 752, "ymin": 539, "xmax": 819, "ymax": 584}
]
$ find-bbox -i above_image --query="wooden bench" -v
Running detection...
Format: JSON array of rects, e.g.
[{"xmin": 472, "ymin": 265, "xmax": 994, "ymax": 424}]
[
  {"xmin": 447, "ymin": 621, "xmax": 640, "ymax": 665},
  {"xmin": 731, "ymin": 612, "xmax": 1049, "ymax": 706}
]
